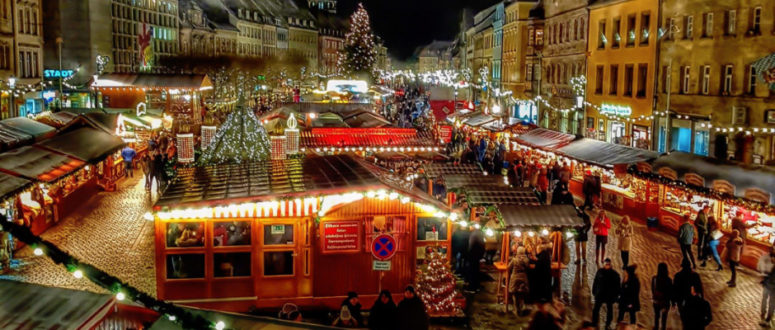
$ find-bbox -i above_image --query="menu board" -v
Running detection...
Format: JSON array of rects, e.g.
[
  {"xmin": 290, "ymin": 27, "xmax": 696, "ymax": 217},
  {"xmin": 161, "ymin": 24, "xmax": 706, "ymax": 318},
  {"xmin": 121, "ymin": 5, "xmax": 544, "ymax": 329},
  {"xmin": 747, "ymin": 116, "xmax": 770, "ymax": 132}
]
[{"xmin": 322, "ymin": 220, "xmax": 361, "ymax": 253}]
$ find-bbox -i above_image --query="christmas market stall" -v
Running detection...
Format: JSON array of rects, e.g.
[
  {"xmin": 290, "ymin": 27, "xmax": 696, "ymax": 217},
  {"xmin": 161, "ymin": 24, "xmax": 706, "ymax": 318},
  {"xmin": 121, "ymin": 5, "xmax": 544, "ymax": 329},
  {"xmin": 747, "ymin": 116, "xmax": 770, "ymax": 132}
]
[
  {"xmin": 556, "ymin": 138, "xmax": 660, "ymax": 220},
  {"xmin": 632, "ymin": 151, "xmax": 775, "ymax": 269},
  {"xmin": 511, "ymin": 127, "xmax": 577, "ymax": 152},
  {"xmin": 152, "ymin": 155, "xmax": 457, "ymax": 312}
]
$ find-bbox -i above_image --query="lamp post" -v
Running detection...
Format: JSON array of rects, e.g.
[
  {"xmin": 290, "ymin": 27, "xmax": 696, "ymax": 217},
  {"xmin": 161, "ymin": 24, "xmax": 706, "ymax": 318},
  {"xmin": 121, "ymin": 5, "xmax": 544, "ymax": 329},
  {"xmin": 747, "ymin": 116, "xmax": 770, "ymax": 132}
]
[
  {"xmin": 56, "ymin": 37, "xmax": 63, "ymax": 109},
  {"xmin": 9, "ymin": 76, "xmax": 15, "ymax": 117},
  {"xmin": 576, "ymin": 95, "xmax": 584, "ymax": 136}
]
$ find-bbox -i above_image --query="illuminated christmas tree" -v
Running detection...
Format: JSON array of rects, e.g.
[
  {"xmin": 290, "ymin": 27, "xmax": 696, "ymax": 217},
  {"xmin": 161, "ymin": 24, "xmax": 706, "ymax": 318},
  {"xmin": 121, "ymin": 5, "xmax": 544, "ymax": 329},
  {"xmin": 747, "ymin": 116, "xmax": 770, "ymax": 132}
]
[
  {"xmin": 416, "ymin": 251, "xmax": 463, "ymax": 316},
  {"xmin": 337, "ymin": 3, "xmax": 377, "ymax": 78},
  {"xmin": 198, "ymin": 95, "xmax": 271, "ymax": 165}
]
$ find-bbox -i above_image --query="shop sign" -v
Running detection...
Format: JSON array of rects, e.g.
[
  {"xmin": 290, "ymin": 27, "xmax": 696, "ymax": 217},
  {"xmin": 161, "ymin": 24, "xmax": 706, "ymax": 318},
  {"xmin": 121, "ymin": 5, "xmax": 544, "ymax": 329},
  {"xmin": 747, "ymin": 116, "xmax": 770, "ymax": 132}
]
[
  {"xmin": 322, "ymin": 220, "xmax": 361, "ymax": 253},
  {"xmin": 600, "ymin": 104, "xmax": 632, "ymax": 117},
  {"xmin": 439, "ymin": 125, "xmax": 452, "ymax": 143},
  {"xmin": 372, "ymin": 260, "xmax": 391, "ymax": 271},
  {"xmin": 271, "ymin": 225, "xmax": 286, "ymax": 235},
  {"xmin": 44, "ymin": 69, "xmax": 74, "ymax": 79}
]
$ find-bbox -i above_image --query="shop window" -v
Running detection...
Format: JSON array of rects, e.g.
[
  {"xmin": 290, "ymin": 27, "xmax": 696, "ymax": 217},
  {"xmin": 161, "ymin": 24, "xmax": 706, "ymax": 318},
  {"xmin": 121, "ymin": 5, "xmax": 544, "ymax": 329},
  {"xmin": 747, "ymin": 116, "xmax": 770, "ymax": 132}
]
[
  {"xmin": 670, "ymin": 122, "xmax": 692, "ymax": 153},
  {"xmin": 637, "ymin": 64, "xmax": 648, "ymax": 98},
  {"xmin": 416, "ymin": 217, "xmax": 447, "ymax": 241},
  {"xmin": 597, "ymin": 20, "xmax": 606, "ymax": 49},
  {"xmin": 213, "ymin": 221, "xmax": 251, "ymax": 246},
  {"xmin": 166, "ymin": 254, "xmax": 204, "ymax": 279},
  {"xmin": 166, "ymin": 222, "xmax": 204, "ymax": 248},
  {"xmin": 694, "ymin": 128, "xmax": 709, "ymax": 156},
  {"xmin": 214, "ymin": 252, "xmax": 251, "ymax": 277},
  {"xmin": 264, "ymin": 251, "xmax": 294, "ymax": 276},
  {"xmin": 264, "ymin": 224, "xmax": 294, "ymax": 245},
  {"xmin": 624, "ymin": 64, "xmax": 634, "ymax": 96}
]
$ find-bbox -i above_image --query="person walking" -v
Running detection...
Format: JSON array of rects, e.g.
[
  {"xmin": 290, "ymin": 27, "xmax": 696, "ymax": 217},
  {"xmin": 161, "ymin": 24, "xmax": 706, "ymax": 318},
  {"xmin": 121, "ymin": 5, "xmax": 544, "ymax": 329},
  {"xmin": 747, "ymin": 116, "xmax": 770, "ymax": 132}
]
[
  {"xmin": 593, "ymin": 210, "xmax": 612, "ymax": 266},
  {"xmin": 617, "ymin": 265, "xmax": 640, "ymax": 325},
  {"xmin": 592, "ymin": 258, "xmax": 621, "ymax": 330},
  {"xmin": 761, "ymin": 252, "xmax": 775, "ymax": 327},
  {"xmin": 652, "ymin": 262, "xmax": 674, "ymax": 330},
  {"xmin": 696, "ymin": 205, "xmax": 710, "ymax": 267},
  {"xmin": 678, "ymin": 216, "xmax": 697, "ymax": 269},
  {"xmin": 368, "ymin": 290, "xmax": 397, "ymax": 330},
  {"xmin": 726, "ymin": 229, "xmax": 744, "ymax": 287},
  {"xmin": 550, "ymin": 175, "xmax": 573, "ymax": 205},
  {"xmin": 121, "ymin": 145, "xmax": 137, "ymax": 178},
  {"xmin": 707, "ymin": 217, "xmax": 724, "ymax": 271},
  {"xmin": 537, "ymin": 167, "xmax": 549, "ymax": 204},
  {"xmin": 674, "ymin": 259, "xmax": 704, "ymax": 313},
  {"xmin": 575, "ymin": 210, "xmax": 591, "ymax": 264},
  {"xmin": 508, "ymin": 245, "xmax": 530, "ymax": 316},
  {"xmin": 396, "ymin": 286, "xmax": 429, "ymax": 330},
  {"xmin": 615, "ymin": 216, "xmax": 634, "ymax": 268},
  {"xmin": 680, "ymin": 285, "xmax": 712, "ymax": 330}
]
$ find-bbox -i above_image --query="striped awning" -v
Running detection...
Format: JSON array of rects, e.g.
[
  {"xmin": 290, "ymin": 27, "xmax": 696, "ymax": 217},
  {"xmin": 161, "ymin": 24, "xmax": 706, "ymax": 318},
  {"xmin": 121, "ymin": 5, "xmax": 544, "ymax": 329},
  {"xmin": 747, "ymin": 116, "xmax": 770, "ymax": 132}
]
[
  {"xmin": 752, "ymin": 52, "xmax": 775, "ymax": 88},
  {"xmin": 514, "ymin": 128, "xmax": 577, "ymax": 150},
  {"xmin": 499, "ymin": 204, "xmax": 582, "ymax": 228}
]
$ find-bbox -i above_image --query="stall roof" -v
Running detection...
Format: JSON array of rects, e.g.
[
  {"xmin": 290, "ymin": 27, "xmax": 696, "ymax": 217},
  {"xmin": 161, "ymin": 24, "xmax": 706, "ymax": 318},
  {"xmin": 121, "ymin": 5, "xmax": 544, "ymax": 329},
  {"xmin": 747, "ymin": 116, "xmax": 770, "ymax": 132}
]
[
  {"xmin": 460, "ymin": 185, "xmax": 540, "ymax": 206},
  {"xmin": 150, "ymin": 305, "xmax": 337, "ymax": 330},
  {"xmin": 426, "ymin": 163, "xmax": 483, "ymax": 178},
  {"xmin": 0, "ymin": 146, "xmax": 84, "ymax": 182},
  {"xmin": 0, "ymin": 117, "xmax": 56, "ymax": 139},
  {"xmin": 557, "ymin": 138, "xmax": 661, "ymax": 168},
  {"xmin": 514, "ymin": 128, "xmax": 577, "ymax": 150},
  {"xmin": 36, "ymin": 127, "xmax": 125, "ymax": 164},
  {"xmin": 156, "ymin": 155, "xmax": 446, "ymax": 209},
  {"xmin": 463, "ymin": 113, "xmax": 496, "ymax": 127},
  {"xmin": 443, "ymin": 174, "xmax": 504, "ymax": 190},
  {"xmin": 0, "ymin": 171, "xmax": 31, "ymax": 198},
  {"xmin": 300, "ymin": 128, "xmax": 437, "ymax": 149},
  {"xmin": 342, "ymin": 111, "xmax": 392, "ymax": 128},
  {"xmin": 0, "ymin": 280, "xmax": 114, "ymax": 330},
  {"xmin": 93, "ymin": 73, "xmax": 213, "ymax": 90},
  {"xmin": 648, "ymin": 151, "xmax": 775, "ymax": 205},
  {"xmin": 499, "ymin": 204, "xmax": 582, "ymax": 228},
  {"xmin": 34, "ymin": 111, "xmax": 79, "ymax": 128}
]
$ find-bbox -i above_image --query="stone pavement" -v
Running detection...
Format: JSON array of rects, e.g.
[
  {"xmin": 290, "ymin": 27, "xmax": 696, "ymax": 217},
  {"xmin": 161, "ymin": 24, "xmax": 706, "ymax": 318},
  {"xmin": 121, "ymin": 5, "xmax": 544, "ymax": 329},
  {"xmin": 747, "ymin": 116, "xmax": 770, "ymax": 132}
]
[{"xmin": 2, "ymin": 176, "xmax": 157, "ymax": 297}]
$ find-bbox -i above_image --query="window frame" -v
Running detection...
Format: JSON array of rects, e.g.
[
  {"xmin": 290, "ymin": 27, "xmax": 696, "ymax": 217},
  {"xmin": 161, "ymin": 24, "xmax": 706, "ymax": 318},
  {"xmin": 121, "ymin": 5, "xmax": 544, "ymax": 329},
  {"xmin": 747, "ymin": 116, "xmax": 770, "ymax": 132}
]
[{"xmin": 701, "ymin": 65, "xmax": 711, "ymax": 95}]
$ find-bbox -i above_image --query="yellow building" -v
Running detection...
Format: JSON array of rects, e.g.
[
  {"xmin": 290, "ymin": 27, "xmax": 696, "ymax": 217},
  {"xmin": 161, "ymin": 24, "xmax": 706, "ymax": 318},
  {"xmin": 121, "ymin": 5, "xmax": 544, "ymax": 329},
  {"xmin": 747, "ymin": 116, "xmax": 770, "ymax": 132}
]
[
  {"xmin": 502, "ymin": 1, "xmax": 535, "ymax": 100},
  {"xmin": 657, "ymin": 0, "xmax": 775, "ymax": 164},
  {"xmin": 586, "ymin": 0, "xmax": 658, "ymax": 149}
]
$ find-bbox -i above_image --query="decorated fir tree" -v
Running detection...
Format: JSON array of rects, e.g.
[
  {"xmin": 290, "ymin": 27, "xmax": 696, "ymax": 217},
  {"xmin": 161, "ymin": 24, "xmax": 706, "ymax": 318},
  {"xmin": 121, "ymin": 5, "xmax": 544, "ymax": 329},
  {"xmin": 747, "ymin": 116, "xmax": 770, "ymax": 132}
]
[
  {"xmin": 198, "ymin": 95, "xmax": 271, "ymax": 165},
  {"xmin": 337, "ymin": 3, "xmax": 377, "ymax": 78},
  {"xmin": 416, "ymin": 251, "xmax": 464, "ymax": 316}
]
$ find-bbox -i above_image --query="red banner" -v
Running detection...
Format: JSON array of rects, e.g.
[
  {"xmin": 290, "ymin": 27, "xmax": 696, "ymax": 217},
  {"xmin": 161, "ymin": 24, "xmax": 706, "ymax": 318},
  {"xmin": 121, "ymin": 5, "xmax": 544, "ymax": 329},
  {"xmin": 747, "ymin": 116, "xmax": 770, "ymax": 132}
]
[{"xmin": 322, "ymin": 220, "xmax": 361, "ymax": 253}]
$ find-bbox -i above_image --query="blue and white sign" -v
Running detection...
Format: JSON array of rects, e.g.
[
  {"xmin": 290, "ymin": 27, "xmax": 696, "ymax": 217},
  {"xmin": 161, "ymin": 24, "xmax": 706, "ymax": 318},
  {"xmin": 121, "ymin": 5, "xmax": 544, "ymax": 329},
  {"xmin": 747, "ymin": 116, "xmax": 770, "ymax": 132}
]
[
  {"xmin": 44, "ymin": 69, "xmax": 75, "ymax": 79},
  {"xmin": 600, "ymin": 103, "xmax": 632, "ymax": 117}
]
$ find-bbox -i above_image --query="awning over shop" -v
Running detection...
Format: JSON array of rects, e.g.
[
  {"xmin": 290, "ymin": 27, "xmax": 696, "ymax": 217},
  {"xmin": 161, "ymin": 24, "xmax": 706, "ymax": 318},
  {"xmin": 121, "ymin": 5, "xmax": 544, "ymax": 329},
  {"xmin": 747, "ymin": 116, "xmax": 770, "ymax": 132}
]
[
  {"xmin": 0, "ymin": 146, "xmax": 84, "ymax": 182},
  {"xmin": 460, "ymin": 185, "xmax": 540, "ymax": 206},
  {"xmin": 0, "ymin": 280, "xmax": 115, "ymax": 330},
  {"xmin": 557, "ymin": 138, "xmax": 661, "ymax": 168},
  {"xmin": 93, "ymin": 73, "xmax": 213, "ymax": 90},
  {"xmin": 513, "ymin": 128, "xmax": 577, "ymax": 150},
  {"xmin": 36, "ymin": 127, "xmax": 125, "ymax": 164},
  {"xmin": 646, "ymin": 151, "xmax": 775, "ymax": 205},
  {"xmin": 425, "ymin": 163, "xmax": 483, "ymax": 178},
  {"xmin": 499, "ymin": 204, "xmax": 582, "ymax": 228},
  {"xmin": 0, "ymin": 172, "xmax": 31, "ymax": 199}
]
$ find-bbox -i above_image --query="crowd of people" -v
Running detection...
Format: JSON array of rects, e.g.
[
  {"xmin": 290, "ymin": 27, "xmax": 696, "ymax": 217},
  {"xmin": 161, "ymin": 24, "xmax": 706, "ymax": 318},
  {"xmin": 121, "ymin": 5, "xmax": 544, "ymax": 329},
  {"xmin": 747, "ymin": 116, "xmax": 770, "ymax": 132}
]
[{"xmin": 120, "ymin": 132, "xmax": 176, "ymax": 195}]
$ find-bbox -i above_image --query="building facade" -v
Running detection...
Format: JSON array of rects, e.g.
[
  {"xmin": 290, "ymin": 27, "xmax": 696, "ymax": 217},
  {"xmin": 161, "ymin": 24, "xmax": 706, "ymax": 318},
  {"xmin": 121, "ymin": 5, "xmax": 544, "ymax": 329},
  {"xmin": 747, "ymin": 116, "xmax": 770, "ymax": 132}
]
[
  {"xmin": 288, "ymin": 15, "xmax": 319, "ymax": 72},
  {"xmin": 586, "ymin": 0, "xmax": 657, "ymax": 149},
  {"xmin": 492, "ymin": 3, "xmax": 505, "ymax": 89},
  {"xmin": 110, "ymin": 0, "xmax": 179, "ymax": 73},
  {"xmin": 502, "ymin": 1, "xmax": 538, "ymax": 102},
  {"xmin": 417, "ymin": 40, "xmax": 452, "ymax": 73},
  {"xmin": 657, "ymin": 0, "xmax": 775, "ymax": 164},
  {"xmin": 539, "ymin": 0, "xmax": 589, "ymax": 134}
]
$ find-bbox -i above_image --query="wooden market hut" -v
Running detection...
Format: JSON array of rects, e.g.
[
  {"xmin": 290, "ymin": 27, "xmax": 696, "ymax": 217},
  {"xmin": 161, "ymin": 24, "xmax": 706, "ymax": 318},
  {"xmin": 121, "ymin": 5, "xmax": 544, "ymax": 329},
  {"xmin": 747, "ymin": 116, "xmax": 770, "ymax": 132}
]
[{"xmin": 152, "ymin": 155, "xmax": 452, "ymax": 312}]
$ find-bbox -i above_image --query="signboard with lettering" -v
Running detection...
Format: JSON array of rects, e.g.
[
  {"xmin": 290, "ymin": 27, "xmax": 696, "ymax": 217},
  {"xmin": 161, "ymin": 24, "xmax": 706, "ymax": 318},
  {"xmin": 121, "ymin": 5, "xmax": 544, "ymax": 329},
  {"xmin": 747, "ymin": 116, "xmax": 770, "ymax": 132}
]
[
  {"xmin": 322, "ymin": 220, "xmax": 361, "ymax": 253},
  {"xmin": 372, "ymin": 260, "xmax": 391, "ymax": 271},
  {"xmin": 44, "ymin": 69, "xmax": 75, "ymax": 79},
  {"xmin": 600, "ymin": 104, "xmax": 633, "ymax": 117}
]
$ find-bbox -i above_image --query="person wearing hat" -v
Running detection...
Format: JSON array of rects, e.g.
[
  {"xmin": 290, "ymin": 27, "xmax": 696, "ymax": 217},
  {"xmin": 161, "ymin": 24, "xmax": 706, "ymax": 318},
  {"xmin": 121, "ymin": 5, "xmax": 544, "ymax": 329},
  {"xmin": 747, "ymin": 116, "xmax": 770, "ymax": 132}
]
[
  {"xmin": 341, "ymin": 291, "xmax": 363, "ymax": 326},
  {"xmin": 592, "ymin": 258, "xmax": 621, "ymax": 330},
  {"xmin": 332, "ymin": 305, "xmax": 357, "ymax": 328},
  {"xmin": 397, "ymin": 285, "xmax": 429, "ymax": 330}
]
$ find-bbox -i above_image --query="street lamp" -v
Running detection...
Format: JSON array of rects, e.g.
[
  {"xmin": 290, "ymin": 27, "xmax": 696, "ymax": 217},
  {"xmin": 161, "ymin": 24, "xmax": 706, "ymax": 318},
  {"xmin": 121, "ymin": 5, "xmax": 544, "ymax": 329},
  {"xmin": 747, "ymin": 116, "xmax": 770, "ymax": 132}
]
[{"xmin": 9, "ymin": 76, "xmax": 16, "ymax": 117}]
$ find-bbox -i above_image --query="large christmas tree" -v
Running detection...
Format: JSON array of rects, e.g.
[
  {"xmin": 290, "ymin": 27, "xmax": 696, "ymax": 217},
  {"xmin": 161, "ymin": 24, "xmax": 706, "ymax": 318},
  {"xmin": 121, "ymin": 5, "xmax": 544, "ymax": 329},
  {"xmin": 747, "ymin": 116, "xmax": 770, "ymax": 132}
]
[
  {"xmin": 337, "ymin": 3, "xmax": 377, "ymax": 77},
  {"xmin": 198, "ymin": 95, "xmax": 271, "ymax": 165}
]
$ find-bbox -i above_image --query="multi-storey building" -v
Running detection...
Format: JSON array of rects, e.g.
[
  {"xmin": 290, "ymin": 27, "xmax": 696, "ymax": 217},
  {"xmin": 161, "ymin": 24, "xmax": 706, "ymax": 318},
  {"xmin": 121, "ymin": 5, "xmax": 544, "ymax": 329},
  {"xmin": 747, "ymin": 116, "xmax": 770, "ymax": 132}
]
[
  {"xmin": 417, "ymin": 40, "xmax": 453, "ymax": 73},
  {"xmin": 492, "ymin": 2, "xmax": 505, "ymax": 89},
  {"xmin": 472, "ymin": 5, "xmax": 497, "ymax": 103},
  {"xmin": 521, "ymin": 2, "xmax": 544, "ymax": 124},
  {"xmin": 317, "ymin": 13, "xmax": 345, "ymax": 75},
  {"xmin": 587, "ymin": 0, "xmax": 658, "ymax": 149},
  {"xmin": 502, "ymin": 1, "xmax": 538, "ymax": 101},
  {"xmin": 109, "ymin": 0, "xmax": 179, "ymax": 73},
  {"xmin": 288, "ymin": 13, "xmax": 319, "ymax": 72},
  {"xmin": 539, "ymin": 0, "xmax": 589, "ymax": 134},
  {"xmin": 178, "ymin": 0, "xmax": 215, "ymax": 57},
  {"xmin": 656, "ymin": 1, "xmax": 775, "ymax": 164}
]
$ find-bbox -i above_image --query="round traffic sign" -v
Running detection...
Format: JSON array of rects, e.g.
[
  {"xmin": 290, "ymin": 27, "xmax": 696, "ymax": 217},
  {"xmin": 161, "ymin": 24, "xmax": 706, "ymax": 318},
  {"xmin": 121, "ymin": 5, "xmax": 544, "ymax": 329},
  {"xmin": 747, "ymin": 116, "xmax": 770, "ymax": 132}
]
[{"xmin": 371, "ymin": 234, "xmax": 397, "ymax": 261}]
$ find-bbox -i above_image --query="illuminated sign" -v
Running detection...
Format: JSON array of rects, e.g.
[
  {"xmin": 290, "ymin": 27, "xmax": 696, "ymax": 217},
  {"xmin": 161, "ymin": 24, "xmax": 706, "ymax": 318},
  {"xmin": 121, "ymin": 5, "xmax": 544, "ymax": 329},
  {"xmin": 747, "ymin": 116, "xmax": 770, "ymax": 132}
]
[
  {"xmin": 326, "ymin": 80, "xmax": 369, "ymax": 94},
  {"xmin": 600, "ymin": 103, "xmax": 632, "ymax": 117},
  {"xmin": 44, "ymin": 70, "xmax": 74, "ymax": 79}
]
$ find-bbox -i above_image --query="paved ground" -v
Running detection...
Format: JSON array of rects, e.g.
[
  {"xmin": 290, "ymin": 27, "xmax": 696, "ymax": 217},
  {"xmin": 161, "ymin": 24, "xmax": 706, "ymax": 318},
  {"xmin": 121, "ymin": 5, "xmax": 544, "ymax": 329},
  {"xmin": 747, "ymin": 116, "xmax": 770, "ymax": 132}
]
[
  {"xmin": 1, "ymin": 176, "xmax": 767, "ymax": 329},
  {"xmin": 2, "ymin": 176, "xmax": 157, "ymax": 296}
]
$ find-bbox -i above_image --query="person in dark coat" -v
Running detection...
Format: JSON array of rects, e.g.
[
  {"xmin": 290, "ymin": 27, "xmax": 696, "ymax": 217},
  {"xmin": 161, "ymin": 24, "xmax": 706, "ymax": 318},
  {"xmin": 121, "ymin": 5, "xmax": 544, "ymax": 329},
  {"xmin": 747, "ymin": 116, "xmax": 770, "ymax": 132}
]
[
  {"xmin": 451, "ymin": 227, "xmax": 470, "ymax": 275},
  {"xmin": 341, "ymin": 291, "xmax": 364, "ymax": 326},
  {"xmin": 592, "ymin": 258, "xmax": 621, "ymax": 330},
  {"xmin": 652, "ymin": 262, "xmax": 674, "ymax": 330},
  {"xmin": 396, "ymin": 286, "xmax": 429, "ymax": 330},
  {"xmin": 680, "ymin": 285, "xmax": 712, "ymax": 329},
  {"xmin": 467, "ymin": 227, "xmax": 486, "ymax": 291},
  {"xmin": 531, "ymin": 241, "xmax": 553, "ymax": 302},
  {"xmin": 575, "ymin": 210, "xmax": 591, "ymax": 264},
  {"xmin": 368, "ymin": 290, "xmax": 397, "ymax": 330},
  {"xmin": 617, "ymin": 264, "xmax": 640, "ymax": 325},
  {"xmin": 674, "ymin": 259, "xmax": 704, "ymax": 312},
  {"xmin": 550, "ymin": 176, "xmax": 573, "ymax": 205}
]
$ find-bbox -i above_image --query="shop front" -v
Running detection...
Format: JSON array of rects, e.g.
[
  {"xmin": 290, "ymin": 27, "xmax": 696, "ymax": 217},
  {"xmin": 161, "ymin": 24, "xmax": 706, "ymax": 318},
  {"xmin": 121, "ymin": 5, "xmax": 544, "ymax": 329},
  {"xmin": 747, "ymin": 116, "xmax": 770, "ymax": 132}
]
[{"xmin": 152, "ymin": 155, "xmax": 453, "ymax": 312}]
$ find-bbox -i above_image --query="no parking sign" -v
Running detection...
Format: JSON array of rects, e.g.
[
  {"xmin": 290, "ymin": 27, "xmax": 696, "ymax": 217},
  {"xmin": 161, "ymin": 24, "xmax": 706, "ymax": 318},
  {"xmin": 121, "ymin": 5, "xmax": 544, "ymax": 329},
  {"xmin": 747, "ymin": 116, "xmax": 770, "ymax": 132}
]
[{"xmin": 371, "ymin": 234, "xmax": 397, "ymax": 261}]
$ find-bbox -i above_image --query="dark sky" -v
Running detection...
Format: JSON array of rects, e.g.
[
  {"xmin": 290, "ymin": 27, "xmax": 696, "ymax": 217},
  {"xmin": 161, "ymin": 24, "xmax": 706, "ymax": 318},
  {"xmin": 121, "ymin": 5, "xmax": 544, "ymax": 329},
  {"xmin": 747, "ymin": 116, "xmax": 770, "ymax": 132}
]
[{"xmin": 337, "ymin": 0, "xmax": 501, "ymax": 61}]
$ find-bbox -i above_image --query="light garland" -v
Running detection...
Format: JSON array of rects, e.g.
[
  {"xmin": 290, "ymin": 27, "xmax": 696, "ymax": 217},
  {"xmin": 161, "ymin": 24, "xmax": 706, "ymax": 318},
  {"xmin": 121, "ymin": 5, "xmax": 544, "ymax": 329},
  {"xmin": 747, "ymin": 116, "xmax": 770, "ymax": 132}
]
[{"xmin": 337, "ymin": 4, "xmax": 377, "ymax": 77}]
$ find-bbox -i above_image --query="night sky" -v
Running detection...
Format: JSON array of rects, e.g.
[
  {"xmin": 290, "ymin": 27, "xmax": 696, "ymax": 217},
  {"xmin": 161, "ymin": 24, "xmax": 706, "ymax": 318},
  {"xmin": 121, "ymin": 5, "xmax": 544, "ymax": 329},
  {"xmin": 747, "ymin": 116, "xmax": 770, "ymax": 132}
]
[{"xmin": 337, "ymin": 0, "xmax": 502, "ymax": 61}]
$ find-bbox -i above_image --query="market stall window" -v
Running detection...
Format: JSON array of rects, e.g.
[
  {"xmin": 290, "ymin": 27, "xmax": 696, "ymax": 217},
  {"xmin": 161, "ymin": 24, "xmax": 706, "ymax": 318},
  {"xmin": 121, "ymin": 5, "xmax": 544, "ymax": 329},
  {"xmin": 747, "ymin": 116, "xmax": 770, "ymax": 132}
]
[
  {"xmin": 416, "ymin": 217, "xmax": 447, "ymax": 241},
  {"xmin": 722, "ymin": 205, "xmax": 775, "ymax": 244},
  {"xmin": 214, "ymin": 252, "xmax": 252, "ymax": 277},
  {"xmin": 166, "ymin": 222, "xmax": 205, "ymax": 248},
  {"xmin": 264, "ymin": 251, "xmax": 294, "ymax": 276},
  {"xmin": 213, "ymin": 221, "xmax": 251, "ymax": 246},
  {"xmin": 264, "ymin": 224, "xmax": 294, "ymax": 245},
  {"xmin": 166, "ymin": 254, "xmax": 205, "ymax": 279},
  {"xmin": 661, "ymin": 187, "xmax": 716, "ymax": 219}
]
